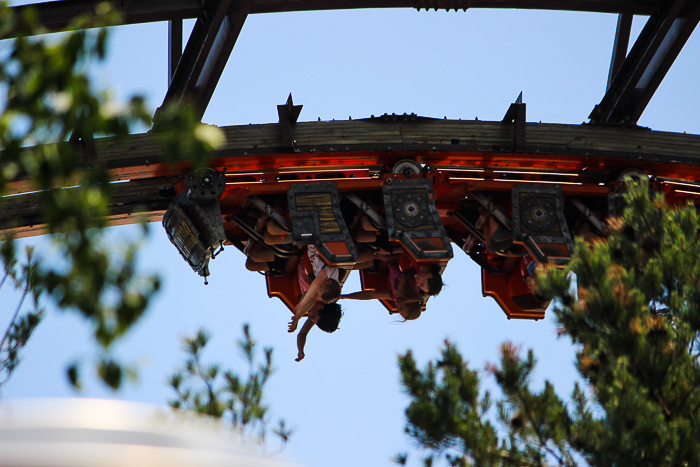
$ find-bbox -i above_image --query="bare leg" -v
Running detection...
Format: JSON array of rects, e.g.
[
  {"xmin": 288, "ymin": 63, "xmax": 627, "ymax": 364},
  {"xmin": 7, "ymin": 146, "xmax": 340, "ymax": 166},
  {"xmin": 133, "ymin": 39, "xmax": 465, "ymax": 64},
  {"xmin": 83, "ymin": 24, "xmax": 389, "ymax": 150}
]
[
  {"xmin": 267, "ymin": 218, "xmax": 289, "ymax": 236},
  {"xmin": 352, "ymin": 260, "xmax": 376, "ymax": 270},
  {"xmin": 246, "ymin": 241, "xmax": 275, "ymax": 263},
  {"xmin": 264, "ymin": 230, "xmax": 293, "ymax": 245},
  {"xmin": 255, "ymin": 214, "xmax": 270, "ymax": 232},
  {"xmin": 355, "ymin": 229, "xmax": 377, "ymax": 243},
  {"xmin": 360, "ymin": 215, "xmax": 380, "ymax": 232},
  {"xmin": 246, "ymin": 257, "xmax": 270, "ymax": 272},
  {"xmin": 356, "ymin": 248, "xmax": 375, "ymax": 263}
]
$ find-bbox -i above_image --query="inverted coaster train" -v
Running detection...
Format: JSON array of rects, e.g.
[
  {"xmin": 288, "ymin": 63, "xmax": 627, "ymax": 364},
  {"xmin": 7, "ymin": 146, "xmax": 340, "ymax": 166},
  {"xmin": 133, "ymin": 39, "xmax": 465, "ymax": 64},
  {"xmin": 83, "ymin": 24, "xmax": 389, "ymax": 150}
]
[{"xmin": 2, "ymin": 0, "xmax": 699, "ymax": 320}]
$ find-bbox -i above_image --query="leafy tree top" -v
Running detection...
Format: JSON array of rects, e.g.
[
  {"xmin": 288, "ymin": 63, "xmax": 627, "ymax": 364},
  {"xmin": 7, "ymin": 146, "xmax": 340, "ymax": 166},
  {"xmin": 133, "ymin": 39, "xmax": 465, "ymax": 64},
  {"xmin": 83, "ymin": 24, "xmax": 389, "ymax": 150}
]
[{"xmin": 0, "ymin": 1, "xmax": 223, "ymax": 391}]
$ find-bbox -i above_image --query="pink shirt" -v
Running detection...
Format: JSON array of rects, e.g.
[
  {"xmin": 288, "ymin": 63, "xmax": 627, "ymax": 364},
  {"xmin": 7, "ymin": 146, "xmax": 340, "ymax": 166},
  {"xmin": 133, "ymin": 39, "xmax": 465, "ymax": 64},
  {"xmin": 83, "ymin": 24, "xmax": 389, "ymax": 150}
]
[
  {"xmin": 387, "ymin": 260, "xmax": 420, "ymax": 301},
  {"xmin": 297, "ymin": 261, "xmax": 312, "ymax": 296}
]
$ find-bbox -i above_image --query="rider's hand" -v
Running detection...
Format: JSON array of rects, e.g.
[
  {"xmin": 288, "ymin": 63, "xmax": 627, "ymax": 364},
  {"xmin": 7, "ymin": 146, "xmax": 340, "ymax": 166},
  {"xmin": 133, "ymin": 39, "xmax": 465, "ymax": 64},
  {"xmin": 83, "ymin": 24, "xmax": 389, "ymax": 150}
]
[{"xmin": 287, "ymin": 319, "xmax": 298, "ymax": 333}]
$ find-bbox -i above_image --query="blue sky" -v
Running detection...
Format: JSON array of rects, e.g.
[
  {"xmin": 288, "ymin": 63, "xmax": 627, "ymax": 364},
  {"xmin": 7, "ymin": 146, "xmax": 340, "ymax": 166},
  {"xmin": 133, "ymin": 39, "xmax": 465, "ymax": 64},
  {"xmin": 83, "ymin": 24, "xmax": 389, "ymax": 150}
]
[{"xmin": 2, "ymin": 7, "xmax": 699, "ymax": 467}]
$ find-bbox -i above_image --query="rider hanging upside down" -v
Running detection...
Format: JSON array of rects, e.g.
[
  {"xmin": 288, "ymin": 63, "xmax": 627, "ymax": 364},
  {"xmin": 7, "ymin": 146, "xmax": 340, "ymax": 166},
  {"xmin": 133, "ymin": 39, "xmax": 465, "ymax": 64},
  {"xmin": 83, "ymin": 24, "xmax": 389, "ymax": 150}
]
[
  {"xmin": 340, "ymin": 251, "xmax": 443, "ymax": 320},
  {"xmin": 287, "ymin": 245, "xmax": 343, "ymax": 362}
]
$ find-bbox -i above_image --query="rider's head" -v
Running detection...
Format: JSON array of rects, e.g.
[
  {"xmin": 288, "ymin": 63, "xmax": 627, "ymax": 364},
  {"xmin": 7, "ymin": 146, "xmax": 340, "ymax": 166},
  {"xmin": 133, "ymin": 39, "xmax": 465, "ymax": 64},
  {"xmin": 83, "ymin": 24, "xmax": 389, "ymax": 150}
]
[{"xmin": 316, "ymin": 302, "xmax": 343, "ymax": 333}]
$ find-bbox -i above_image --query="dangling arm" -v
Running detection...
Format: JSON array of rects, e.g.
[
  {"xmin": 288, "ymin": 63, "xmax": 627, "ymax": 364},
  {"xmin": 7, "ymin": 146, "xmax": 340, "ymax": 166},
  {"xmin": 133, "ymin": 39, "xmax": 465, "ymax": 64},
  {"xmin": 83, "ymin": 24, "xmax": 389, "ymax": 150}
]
[
  {"xmin": 294, "ymin": 317, "xmax": 316, "ymax": 362},
  {"xmin": 289, "ymin": 268, "xmax": 328, "ymax": 332},
  {"xmin": 340, "ymin": 290, "xmax": 392, "ymax": 300}
]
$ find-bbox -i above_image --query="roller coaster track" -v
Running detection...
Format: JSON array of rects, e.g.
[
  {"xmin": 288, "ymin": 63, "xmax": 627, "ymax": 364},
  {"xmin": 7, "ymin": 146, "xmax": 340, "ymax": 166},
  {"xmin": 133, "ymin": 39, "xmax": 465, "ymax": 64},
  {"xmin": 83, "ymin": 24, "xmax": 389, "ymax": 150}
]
[
  {"xmin": 5, "ymin": 116, "xmax": 700, "ymax": 237},
  {"xmin": 7, "ymin": 115, "xmax": 700, "ymax": 319}
]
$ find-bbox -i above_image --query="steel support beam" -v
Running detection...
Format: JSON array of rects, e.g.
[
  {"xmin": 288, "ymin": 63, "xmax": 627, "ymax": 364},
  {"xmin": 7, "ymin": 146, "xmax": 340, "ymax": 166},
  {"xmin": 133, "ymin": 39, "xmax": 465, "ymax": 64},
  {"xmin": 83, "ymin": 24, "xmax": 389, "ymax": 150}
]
[
  {"xmin": 168, "ymin": 20, "xmax": 183, "ymax": 84},
  {"xmin": 607, "ymin": 13, "xmax": 633, "ymax": 89},
  {"xmin": 590, "ymin": 0, "xmax": 700, "ymax": 124},
  {"xmin": 4, "ymin": 0, "xmax": 661, "ymax": 39},
  {"xmin": 157, "ymin": 0, "xmax": 253, "ymax": 123},
  {"xmin": 409, "ymin": 0, "xmax": 655, "ymax": 14},
  {"xmin": 277, "ymin": 94, "xmax": 303, "ymax": 148},
  {"xmin": 502, "ymin": 92, "xmax": 526, "ymax": 151}
]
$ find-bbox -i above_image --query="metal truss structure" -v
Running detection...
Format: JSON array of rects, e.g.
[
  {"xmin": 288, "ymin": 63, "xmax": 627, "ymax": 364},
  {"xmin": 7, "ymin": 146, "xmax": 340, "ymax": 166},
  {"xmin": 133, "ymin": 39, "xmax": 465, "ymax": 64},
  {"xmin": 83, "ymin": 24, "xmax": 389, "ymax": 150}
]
[
  {"xmin": 6, "ymin": 0, "xmax": 699, "ymax": 127},
  {"xmin": 2, "ymin": 0, "xmax": 699, "ymax": 320}
]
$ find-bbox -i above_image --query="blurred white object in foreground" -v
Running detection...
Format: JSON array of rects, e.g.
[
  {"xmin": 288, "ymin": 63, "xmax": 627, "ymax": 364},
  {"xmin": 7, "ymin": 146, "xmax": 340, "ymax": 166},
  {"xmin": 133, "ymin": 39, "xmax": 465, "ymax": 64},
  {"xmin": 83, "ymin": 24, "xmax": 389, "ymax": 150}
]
[{"xmin": 0, "ymin": 398, "xmax": 298, "ymax": 467}]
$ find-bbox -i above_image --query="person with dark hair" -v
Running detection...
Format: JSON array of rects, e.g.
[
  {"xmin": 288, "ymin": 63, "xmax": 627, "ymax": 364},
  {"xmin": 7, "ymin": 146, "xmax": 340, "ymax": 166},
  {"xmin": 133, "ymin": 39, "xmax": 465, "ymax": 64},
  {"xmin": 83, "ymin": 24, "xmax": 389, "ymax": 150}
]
[
  {"xmin": 287, "ymin": 245, "xmax": 343, "ymax": 361},
  {"xmin": 314, "ymin": 302, "xmax": 343, "ymax": 333},
  {"xmin": 341, "ymin": 253, "xmax": 443, "ymax": 320},
  {"xmin": 423, "ymin": 263, "xmax": 443, "ymax": 297},
  {"xmin": 340, "ymin": 260, "xmax": 426, "ymax": 320},
  {"xmin": 377, "ymin": 249, "xmax": 444, "ymax": 298},
  {"xmin": 288, "ymin": 300, "xmax": 343, "ymax": 362}
]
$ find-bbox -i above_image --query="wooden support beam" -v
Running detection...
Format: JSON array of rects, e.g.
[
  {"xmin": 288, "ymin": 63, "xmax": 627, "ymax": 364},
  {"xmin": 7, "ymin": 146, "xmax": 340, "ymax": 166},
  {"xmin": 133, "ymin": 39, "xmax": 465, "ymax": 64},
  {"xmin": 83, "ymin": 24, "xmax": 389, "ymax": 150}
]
[
  {"xmin": 0, "ymin": 176, "xmax": 176, "ymax": 238},
  {"xmin": 8, "ymin": 118, "xmax": 700, "ymax": 193},
  {"xmin": 4, "ymin": 118, "xmax": 700, "ymax": 238}
]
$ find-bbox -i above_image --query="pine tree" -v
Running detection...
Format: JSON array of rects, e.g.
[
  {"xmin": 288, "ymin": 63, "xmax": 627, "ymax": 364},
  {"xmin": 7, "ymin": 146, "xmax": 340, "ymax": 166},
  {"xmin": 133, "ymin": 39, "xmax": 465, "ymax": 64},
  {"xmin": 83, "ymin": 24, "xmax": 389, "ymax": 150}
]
[{"xmin": 398, "ymin": 179, "xmax": 700, "ymax": 467}]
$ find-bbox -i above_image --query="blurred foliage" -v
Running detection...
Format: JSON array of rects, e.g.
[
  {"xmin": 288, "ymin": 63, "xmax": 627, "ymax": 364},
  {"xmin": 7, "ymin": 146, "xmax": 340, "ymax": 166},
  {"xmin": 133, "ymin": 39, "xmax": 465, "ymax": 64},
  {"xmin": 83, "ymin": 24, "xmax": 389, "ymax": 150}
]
[
  {"xmin": 0, "ymin": 240, "xmax": 44, "ymax": 391},
  {"xmin": 398, "ymin": 179, "xmax": 700, "ymax": 466},
  {"xmin": 0, "ymin": 1, "xmax": 224, "ymax": 391},
  {"xmin": 169, "ymin": 324, "xmax": 292, "ymax": 453}
]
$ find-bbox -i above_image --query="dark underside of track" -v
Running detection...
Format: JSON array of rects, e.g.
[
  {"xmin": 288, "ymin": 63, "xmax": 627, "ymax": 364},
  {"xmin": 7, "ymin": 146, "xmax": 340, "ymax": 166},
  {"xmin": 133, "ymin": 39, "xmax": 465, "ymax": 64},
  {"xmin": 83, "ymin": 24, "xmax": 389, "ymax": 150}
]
[{"xmin": 3, "ymin": 117, "xmax": 700, "ymax": 238}]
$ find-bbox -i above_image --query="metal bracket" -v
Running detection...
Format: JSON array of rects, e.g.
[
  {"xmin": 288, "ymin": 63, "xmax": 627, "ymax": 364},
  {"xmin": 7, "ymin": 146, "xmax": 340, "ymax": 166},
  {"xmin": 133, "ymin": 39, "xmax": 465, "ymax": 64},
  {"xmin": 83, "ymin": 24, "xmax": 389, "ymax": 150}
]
[
  {"xmin": 608, "ymin": 186, "xmax": 657, "ymax": 218},
  {"xmin": 168, "ymin": 19, "xmax": 183, "ymax": 83},
  {"xmin": 570, "ymin": 197, "xmax": 605, "ymax": 234},
  {"xmin": 467, "ymin": 191, "xmax": 513, "ymax": 231},
  {"xmin": 247, "ymin": 195, "xmax": 291, "ymax": 232},
  {"xmin": 345, "ymin": 193, "xmax": 388, "ymax": 230},
  {"xmin": 590, "ymin": 0, "xmax": 700, "ymax": 125},
  {"xmin": 277, "ymin": 93, "xmax": 303, "ymax": 148},
  {"xmin": 607, "ymin": 13, "xmax": 633, "ymax": 90},
  {"xmin": 155, "ymin": 0, "xmax": 253, "ymax": 125},
  {"xmin": 453, "ymin": 207, "xmax": 486, "ymax": 245},
  {"xmin": 502, "ymin": 92, "xmax": 526, "ymax": 151},
  {"xmin": 608, "ymin": 192, "xmax": 627, "ymax": 218}
]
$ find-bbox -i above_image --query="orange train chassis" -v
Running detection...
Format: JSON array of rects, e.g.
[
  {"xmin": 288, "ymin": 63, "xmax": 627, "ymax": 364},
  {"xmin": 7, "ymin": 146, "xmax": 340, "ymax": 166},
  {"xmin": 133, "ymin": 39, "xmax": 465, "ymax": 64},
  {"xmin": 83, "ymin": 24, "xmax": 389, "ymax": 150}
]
[
  {"xmin": 160, "ymin": 147, "xmax": 700, "ymax": 321},
  {"xmin": 8, "ymin": 117, "xmax": 700, "ymax": 320}
]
